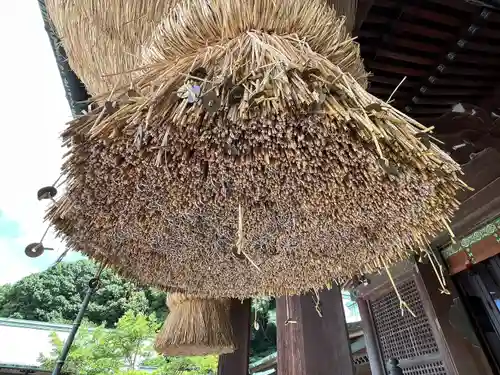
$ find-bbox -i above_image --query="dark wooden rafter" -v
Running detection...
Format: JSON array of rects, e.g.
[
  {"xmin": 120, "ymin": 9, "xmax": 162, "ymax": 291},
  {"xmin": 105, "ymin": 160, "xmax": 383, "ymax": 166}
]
[
  {"xmin": 357, "ymin": 1, "xmax": 500, "ymax": 123},
  {"xmin": 480, "ymin": 82, "xmax": 500, "ymax": 113},
  {"xmin": 404, "ymin": 6, "xmax": 463, "ymax": 26},
  {"xmin": 427, "ymin": 0, "xmax": 477, "ymax": 12},
  {"xmin": 353, "ymin": 0, "xmax": 375, "ymax": 35},
  {"xmin": 400, "ymin": 7, "xmax": 500, "ymax": 117},
  {"xmin": 362, "ymin": 36, "xmax": 445, "ymax": 54}
]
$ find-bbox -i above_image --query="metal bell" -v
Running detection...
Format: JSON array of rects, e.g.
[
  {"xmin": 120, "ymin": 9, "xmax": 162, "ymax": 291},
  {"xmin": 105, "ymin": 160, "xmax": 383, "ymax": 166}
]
[
  {"xmin": 202, "ymin": 91, "xmax": 221, "ymax": 113},
  {"xmin": 37, "ymin": 186, "xmax": 58, "ymax": 201},
  {"xmin": 25, "ymin": 243, "xmax": 45, "ymax": 258}
]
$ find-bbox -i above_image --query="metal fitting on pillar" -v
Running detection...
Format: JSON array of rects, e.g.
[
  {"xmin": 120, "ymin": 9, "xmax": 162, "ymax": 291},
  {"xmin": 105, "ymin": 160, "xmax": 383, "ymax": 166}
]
[{"xmin": 388, "ymin": 358, "xmax": 403, "ymax": 375}]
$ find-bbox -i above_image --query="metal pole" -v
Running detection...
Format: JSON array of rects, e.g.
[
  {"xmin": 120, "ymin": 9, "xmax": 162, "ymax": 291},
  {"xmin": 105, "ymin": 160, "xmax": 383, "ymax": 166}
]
[{"xmin": 51, "ymin": 277, "xmax": 99, "ymax": 375}]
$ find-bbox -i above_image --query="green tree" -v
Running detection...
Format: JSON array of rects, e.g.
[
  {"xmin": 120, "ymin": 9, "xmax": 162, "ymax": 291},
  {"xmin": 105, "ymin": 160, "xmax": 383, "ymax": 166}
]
[
  {"xmin": 112, "ymin": 311, "xmax": 160, "ymax": 369},
  {"xmin": 0, "ymin": 260, "xmax": 167, "ymax": 327},
  {"xmin": 40, "ymin": 311, "xmax": 217, "ymax": 375},
  {"xmin": 146, "ymin": 355, "xmax": 218, "ymax": 375},
  {"xmin": 39, "ymin": 325, "xmax": 122, "ymax": 375},
  {"xmin": 0, "ymin": 283, "xmax": 12, "ymax": 308},
  {"xmin": 40, "ymin": 311, "xmax": 159, "ymax": 374}
]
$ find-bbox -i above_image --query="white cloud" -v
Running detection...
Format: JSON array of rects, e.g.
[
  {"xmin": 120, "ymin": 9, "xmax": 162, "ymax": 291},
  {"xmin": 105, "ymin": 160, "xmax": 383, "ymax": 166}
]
[
  {"xmin": 0, "ymin": 239, "xmax": 38, "ymax": 284},
  {"xmin": 0, "ymin": 2, "xmax": 76, "ymax": 282}
]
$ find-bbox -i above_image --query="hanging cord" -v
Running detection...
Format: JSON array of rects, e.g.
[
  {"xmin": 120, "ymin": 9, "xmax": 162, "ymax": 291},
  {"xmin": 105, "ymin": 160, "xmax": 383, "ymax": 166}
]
[
  {"xmin": 387, "ymin": 76, "xmax": 407, "ymax": 103},
  {"xmin": 52, "ymin": 173, "xmax": 65, "ymax": 189},
  {"xmin": 53, "ymin": 248, "xmax": 71, "ymax": 266},
  {"xmin": 39, "ymin": 225, "xmax": 51, "ymax": 245},
  {"xmin": 284, "ymin": 295, "xmax": 297, "ymax": 325},
  {"xmin": 28, "ymin": 182, "xmax": 62, "ymax": 257},
  {"xmin": 382, "ymin": 258, "xmax": 417, "ymax": 318},
  {"xmin": 27, "ymin": 224, "xmax": 54, "ymax": 256},
  {"xmin": 234, "ymin": 203, "xmax": 261, "ymax": 272},
  {"xmin": 312, "ymin": 289, "xmax": 323, "ymax": 317},
  {"xmin": 441, "ymin": 217, "xmax": 456, "ymax": 244},
  {"xmin": 38, "ymin": 173, "xmax": 65, "ymax": 206},
  {"xmin": 90, "ymin": 261, "xmax": 106, "ymax": 288},
  {"xmin": 253, "ymin": 306, "xmax": 260, "ymax": 330},
  {"xmin": 424, "ymin": 248, "xmax": 450, "ymax": 295}
]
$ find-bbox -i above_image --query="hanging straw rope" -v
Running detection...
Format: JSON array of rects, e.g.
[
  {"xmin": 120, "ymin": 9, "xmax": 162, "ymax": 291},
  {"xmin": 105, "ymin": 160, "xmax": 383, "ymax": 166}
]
[{"xmin": 424, "ymin": 248, "xmax": 450, "ymax": 295}]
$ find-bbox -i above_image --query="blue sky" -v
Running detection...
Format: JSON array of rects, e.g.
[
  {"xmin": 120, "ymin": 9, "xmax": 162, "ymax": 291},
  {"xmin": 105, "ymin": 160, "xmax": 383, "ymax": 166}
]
[{"xmin": 0, "ymin": 2, "xmax": 82, "ymax": 284}]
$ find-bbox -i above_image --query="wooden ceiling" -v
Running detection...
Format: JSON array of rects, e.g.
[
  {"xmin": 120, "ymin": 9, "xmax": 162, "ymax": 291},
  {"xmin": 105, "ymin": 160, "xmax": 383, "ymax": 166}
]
[
  {"xmin": 355, "ymin": 0, "xmax": 500, "ymax": 123},
  {"xmin": 354, "ymin": 0, "xmax": 500, "ymax": 161}
]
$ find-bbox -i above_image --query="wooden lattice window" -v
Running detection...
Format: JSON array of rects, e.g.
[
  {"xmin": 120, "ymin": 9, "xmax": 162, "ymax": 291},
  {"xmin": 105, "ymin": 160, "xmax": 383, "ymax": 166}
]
[
  {"xmin": 371, "ymin": 278, "xmax": 447, "ymax": 374},
  {"xmin": 353, "ymin": 354, "xmax": 370, "ymax": 365},
  {"xmin": 403, "ymin": 363, "xmax": 448, "ymax": 374}
]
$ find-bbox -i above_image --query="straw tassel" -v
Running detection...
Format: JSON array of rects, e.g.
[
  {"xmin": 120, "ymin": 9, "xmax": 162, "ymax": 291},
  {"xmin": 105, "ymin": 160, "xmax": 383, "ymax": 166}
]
[{"xmin": 155, "ymin": 293, "xmax": 235, "ymax": 356}]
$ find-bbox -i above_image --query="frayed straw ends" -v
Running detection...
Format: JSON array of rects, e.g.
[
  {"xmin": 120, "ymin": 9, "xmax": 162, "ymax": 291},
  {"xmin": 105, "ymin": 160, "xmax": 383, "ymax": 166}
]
[
  {"xmin": 44, "ymin": 0, "xmax": 180, "ymax": 96},
  {"xmin": 48, "ymin": 0, "xmax": 463, "ymax": 298},
  {"xmin": 155, "ymin": 294, "xmax": 235, "ymax": 356}
]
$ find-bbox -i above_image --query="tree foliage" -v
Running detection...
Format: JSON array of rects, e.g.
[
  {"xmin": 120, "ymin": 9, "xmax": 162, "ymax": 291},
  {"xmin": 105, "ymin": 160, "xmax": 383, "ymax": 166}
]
[
  {"xmin": 0, "ymin": 260, "xmax": 167, "ymax": 327},
  {"xmin": 39, "ymin": 311, "xmax": 218, "ymax": 375},
  {"xmin": 0, "ymin": 283, "xmax": 12, "ymax": 309},
  {"xmin": 144, "ymin": 355, "xmax": 218, "ymax": 375},
  {"xmin": 0, "ymin": 259, "xmax": 277, "ymax": 363}
]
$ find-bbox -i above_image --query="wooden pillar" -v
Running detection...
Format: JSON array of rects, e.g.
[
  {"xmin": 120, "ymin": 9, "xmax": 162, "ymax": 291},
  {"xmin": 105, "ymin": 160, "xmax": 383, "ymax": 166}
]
[
  {"xmin": 217, "ymin": 299, "xmax": 251, "ymax": 375},
  {"xmin": 277, "ymin": 287, "xmax": 354, "ymax": 375},
  {"xmin": 414, "ymin": 262, "xmax": 495, "ymax": 375},
  {"xmin": 357, "ymin": 297, "xmax": 385, "ymax": 375}
]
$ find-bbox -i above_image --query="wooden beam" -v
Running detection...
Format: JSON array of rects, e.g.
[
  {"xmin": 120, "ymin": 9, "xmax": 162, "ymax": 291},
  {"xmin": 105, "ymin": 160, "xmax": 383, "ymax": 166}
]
[
  {"xmin": 217, "ymin": 299, "xmax": 251, "ymax": 375},
  {"xmin": 276, "ymin": 287, "xmax": 354, "ymax": 375},
  {"xmin": 353, "ymin": 0, "xmax": 375, "ymax": 36},
  {"xmin": 431, "ymin": 149, "xmax": 500, "ymax": 249},
  {"xmin": 479, "ymin": 83, "xmax": 500, "ymax": 113}
]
